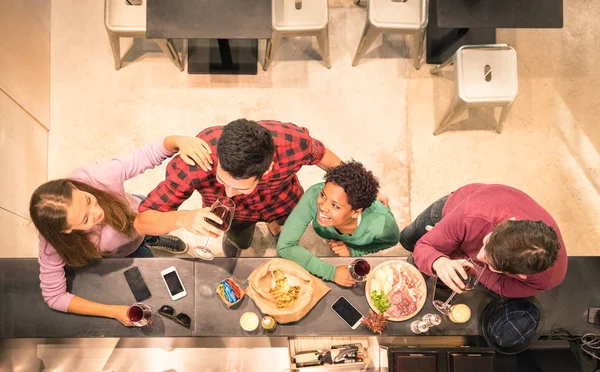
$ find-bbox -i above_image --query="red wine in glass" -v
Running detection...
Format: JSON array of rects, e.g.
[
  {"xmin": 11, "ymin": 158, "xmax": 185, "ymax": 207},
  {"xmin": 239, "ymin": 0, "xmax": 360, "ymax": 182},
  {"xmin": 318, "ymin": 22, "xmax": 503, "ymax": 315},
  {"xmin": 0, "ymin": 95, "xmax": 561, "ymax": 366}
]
[
  {"xmin": 461, "ymin": 271, "xmax": 478, "ymax": 291},
  {"xmin": 194, "ymin": 197, "xmax": 236, "ymax": 260},
  {"xmin": 128, "ymin": 305, "xmax": 143, "ymax": 322},
  {"xmin": 433, "ymin": 258, "xmax": 485, "ymax": 315},
  {"xmin": 127, "ymin": 303, "xmax": 152, "ymax": 327},
  {"xmin": 349, "ymin": 259, "xmax": 371, "ymax": 282},
  {"xmin": 206, "ymin": 205, "xmax": 232, "ymax": 231}
]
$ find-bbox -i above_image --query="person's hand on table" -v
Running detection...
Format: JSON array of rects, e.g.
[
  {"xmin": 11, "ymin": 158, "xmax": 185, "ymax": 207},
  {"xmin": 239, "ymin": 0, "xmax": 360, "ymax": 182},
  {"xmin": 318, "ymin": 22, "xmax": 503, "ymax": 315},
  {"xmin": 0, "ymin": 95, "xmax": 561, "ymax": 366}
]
[
  {"xmin": 110, "ymin": 305, "xmax": 133, "ymax": 326},
  {"xmin": 334, "ymin": 266, "xmax": 356, "ymax": 287},
  {"xmin": 328, "ymin": 240, "xmax": 350, "ymax": 257},
  {"xmin": 176, "ymin": 208, "xmax": 223, "ymax": 237},
  {"xmin": 432, "ymin": 257, "xmax": 474, "ymax": 294}
]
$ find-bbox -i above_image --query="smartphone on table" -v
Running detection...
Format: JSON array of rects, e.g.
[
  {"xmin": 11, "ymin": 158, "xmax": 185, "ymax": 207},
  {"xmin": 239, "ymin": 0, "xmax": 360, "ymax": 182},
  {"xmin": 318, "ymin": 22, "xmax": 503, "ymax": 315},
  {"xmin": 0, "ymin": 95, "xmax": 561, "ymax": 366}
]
[
  {"xmin": 331, "ymin": 296, "xmax": 364, "ymax": 329},
  {"xmin": 161, "ymin": 266, "xmax": 187, "ymax": 301},
  {"xmin": 123, "ymin": 266, "xmax": 152, "ymax": 302}
]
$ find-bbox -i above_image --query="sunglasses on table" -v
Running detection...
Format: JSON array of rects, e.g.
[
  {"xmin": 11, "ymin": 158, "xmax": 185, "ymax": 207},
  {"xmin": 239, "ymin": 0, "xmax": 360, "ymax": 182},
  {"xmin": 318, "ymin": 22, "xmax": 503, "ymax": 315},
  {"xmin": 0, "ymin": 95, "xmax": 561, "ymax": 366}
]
[{"xmin": 158, "ymin": 305, "xmax": 192, "ymax": 329}]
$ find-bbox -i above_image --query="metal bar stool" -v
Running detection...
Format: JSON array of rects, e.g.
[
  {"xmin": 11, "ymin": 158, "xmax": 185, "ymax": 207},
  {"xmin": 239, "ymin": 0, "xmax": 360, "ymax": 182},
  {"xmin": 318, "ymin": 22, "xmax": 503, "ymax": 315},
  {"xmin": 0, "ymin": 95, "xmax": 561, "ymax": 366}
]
[
  {"xmin": 430, "ymin": 44, "xmax": 518, "ymax": 135},
  {"xmin": 263, "ymin": 0, "xmax": 331, "ymax": 71},
  {"xmin": 352, "ymin": 0, "xmax": 428, "ymax": 69},
  {"xmin": 104, "ymin": 0, "xmax": 184, "ymax": 71}
]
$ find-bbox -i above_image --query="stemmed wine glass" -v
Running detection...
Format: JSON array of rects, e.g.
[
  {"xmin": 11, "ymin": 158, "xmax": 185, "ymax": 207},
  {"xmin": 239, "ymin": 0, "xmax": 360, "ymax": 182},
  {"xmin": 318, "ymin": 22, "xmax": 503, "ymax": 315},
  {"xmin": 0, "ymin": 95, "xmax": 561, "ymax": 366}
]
[
  {"xmin": 193, "ymin": 197, "xmax": 235, "ymax": 260},
  {"xmin": 433, "ymin": 258, "xmax": 485, "ymax": 315},
  {"xmin": 348, "ymin": 258, "xmax": 371, "ymax": 282}
]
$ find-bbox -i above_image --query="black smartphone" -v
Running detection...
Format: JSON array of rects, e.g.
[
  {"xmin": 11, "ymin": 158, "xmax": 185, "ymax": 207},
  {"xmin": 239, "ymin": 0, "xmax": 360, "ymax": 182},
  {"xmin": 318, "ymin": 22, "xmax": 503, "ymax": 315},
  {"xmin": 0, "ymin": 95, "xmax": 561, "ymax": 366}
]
[
  {"xmin": 123, "ymin": 266, "xmax": 152, "ymax": 302},
  {"xmin": 331, "ymin": 296, "xmax": 364, "ymax": 329}
]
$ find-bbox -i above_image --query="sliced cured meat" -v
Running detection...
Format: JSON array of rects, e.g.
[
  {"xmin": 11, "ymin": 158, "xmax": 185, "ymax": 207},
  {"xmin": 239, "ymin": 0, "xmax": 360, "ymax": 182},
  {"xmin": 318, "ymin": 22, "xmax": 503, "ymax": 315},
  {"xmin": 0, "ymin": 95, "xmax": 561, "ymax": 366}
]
[
  {"xmin": 392, "ymin": 266, "xmax": 400, "ymax": 285},
  {"xmin": 387, "ymin": 291, "xmax": 418, "ymax": 317},
  {"xmin": 391, "ymin": 291, "xmax": 406, "ymax": 305},
  {"xmin": 386, "ymin": 305, "xmax": 402, "ymax": 318}
]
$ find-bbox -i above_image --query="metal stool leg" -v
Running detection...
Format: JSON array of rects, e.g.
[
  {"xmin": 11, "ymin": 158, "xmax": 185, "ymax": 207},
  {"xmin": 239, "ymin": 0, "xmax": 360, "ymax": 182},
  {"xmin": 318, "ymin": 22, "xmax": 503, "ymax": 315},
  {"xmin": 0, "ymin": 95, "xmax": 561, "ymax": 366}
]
[
  {"xmin": 107, "ymin": 32, "xmax": 121, "ymax": 70},
  {"xmin": 352, "ymin": 22, "xmax": 379, "ymax": 66},
  {"xmin": 155, "ymin": 38, "xmax": 184, "ymax": 71},
  {"xmin": 263, "ymin": 31, "xmax": 282, "ymax": 71},
  {"xmin": 430, "ymin": 56, "xmax": 454, "ymax": 74},
  {"xmin": 414, "ymin": 29, "xmax": 426, "ymax": 70},
  {"xmin": 496, "ymin": 102, "xmax": 513, "ymax": 134},
  {"xmin": 434, "ymin": 97, "xmax": 465, "ymax": 135},
  {"xmin": 316, "ymin": 27, "xmax": 332, "ymax": 69}
]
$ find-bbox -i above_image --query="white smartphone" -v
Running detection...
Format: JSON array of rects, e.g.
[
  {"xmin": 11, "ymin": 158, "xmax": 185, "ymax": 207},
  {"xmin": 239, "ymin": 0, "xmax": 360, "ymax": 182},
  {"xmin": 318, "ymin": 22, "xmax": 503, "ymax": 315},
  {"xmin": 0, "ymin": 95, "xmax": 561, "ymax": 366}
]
[
  {"xmin": 331, "ymin": 296, "xmax": 364, "ymax": 329},
  {"xmin": 161, "ymin": 266, "xmax": 187, "ymax": 301}
]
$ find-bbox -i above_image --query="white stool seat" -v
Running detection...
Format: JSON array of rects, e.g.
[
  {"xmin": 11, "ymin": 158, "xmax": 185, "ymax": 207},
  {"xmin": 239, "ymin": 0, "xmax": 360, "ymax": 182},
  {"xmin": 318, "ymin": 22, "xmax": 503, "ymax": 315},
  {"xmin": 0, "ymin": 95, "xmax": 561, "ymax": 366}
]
[
  {"xmin": 430, "ymin": 44, "xmax": 519, "ymax": 135},
  {"xmin": 456, "ymin": 47, "xmax": 518, "ymax": 104},
  {"xmin": 273, "ymin": 0, "xmax": 328, "ymax": 31},
  {"xmin": 105, "ymin": 0, "xmax": 146, "ymax": 34},
  {"xmin": 352, "ymin": 0, "xmax": 428, "ymax": 69},
  {"xmin": 104, "ymin": 0, "xmax": 183, "ymax": 71},
  {"xmin": 264, "ymin": 0, "xmax": 331, "ymax": 70},
  {"xmin": 369, "ymin": 0, "xmax": 427, "ymax": 31}
]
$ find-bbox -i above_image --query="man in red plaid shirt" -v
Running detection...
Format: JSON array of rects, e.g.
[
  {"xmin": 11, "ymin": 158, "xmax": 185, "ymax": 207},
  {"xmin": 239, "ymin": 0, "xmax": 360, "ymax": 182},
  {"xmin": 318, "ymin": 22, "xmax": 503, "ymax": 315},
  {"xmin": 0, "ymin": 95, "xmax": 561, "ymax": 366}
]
[{"xmin": 135, "ymin": 119, "xmax": 343, "ymax": 258}]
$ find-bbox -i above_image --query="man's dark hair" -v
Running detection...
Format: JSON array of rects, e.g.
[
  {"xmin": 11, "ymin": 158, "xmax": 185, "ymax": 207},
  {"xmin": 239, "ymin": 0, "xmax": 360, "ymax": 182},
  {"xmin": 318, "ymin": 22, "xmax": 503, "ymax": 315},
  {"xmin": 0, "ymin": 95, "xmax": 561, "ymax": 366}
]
[
  {"xmin": 324, "ymin": 160, "xmax": 379, "ymax": 210},
  {"xmin": 486, "ymin": 220, "xmax": 561, "ymax": 275},
  {"xmin": 217, "ymin": 119, "xmax": 275, "ymax": 179}
]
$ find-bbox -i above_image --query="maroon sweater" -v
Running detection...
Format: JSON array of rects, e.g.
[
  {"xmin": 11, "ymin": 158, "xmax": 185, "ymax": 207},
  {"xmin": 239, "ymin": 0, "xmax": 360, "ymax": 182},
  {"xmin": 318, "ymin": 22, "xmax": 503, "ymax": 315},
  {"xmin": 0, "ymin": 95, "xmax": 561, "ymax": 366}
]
[{"xmin": 413, "ymin": 184, "xmax": 567, "ymax": 298}]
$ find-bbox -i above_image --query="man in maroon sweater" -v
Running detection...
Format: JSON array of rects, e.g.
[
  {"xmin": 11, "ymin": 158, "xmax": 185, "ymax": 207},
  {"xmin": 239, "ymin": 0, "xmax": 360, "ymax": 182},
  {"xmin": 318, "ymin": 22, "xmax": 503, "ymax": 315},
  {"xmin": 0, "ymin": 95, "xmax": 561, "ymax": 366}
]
[{"xmin": 399, "ymin": 184, "xmax": 567, "ymax": 298}]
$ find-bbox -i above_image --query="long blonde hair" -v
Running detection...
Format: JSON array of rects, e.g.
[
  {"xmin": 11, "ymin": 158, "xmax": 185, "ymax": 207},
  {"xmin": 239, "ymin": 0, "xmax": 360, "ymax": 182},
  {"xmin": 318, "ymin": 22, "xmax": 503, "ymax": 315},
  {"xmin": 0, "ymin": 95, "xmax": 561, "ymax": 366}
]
[{"xmin": 30, "ymin": 179, "xmax": 137, "ymax": 267}]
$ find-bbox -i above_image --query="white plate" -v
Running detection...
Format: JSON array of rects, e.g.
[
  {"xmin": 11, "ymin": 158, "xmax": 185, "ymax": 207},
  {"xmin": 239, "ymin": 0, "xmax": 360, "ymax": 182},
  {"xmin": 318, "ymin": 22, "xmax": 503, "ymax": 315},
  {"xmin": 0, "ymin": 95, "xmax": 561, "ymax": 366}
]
[{"xmin": 365, "ymin": 260, "xmax": 427, "ymax": 321}]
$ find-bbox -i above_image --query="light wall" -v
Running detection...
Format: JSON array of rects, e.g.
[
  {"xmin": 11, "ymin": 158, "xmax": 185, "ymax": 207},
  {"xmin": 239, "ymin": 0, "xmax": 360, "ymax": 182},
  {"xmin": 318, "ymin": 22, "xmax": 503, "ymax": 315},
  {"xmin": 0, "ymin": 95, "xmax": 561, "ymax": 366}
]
[{"xmin": 0, "ymin": 1, "xmax": 50, "ymax": 257}]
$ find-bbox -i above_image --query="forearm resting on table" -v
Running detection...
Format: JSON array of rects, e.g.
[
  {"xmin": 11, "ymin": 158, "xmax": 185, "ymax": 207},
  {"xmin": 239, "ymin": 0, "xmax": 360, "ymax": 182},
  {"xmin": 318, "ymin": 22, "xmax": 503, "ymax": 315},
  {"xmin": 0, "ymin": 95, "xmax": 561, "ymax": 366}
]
[
  {"xmin": 67, "ymin": 296, "xmax": 121, "ymax": 319},
  {"xmin": 277, "ymin": 243, "xmax": 336, "ymax": 281},
  {"xmin": 413, "ymin": 243, "xmax": 447, "ymax": 277},
  {"xmin": 134, "ymin": 210, "xmax": 181, "ymax": 235}
]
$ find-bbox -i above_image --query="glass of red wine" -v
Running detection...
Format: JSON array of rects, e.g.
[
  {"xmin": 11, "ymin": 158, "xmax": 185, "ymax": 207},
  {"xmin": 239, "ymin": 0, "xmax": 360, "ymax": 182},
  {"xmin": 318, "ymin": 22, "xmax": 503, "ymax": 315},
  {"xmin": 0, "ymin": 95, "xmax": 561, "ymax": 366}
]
[
  {"xmin": 433, "ymin": 258, "xmax": 485, "ymax": 315},
  {"xmin": 127, "ymin": 302, "xmax": 153, "ymax": 327},
  {"xmin": 348, "ymin": 258, "xmax": 371, "ymax": 282},
  {"xmin": 194, "ymin": 197, "xmax": 236, "ymax": 260}
]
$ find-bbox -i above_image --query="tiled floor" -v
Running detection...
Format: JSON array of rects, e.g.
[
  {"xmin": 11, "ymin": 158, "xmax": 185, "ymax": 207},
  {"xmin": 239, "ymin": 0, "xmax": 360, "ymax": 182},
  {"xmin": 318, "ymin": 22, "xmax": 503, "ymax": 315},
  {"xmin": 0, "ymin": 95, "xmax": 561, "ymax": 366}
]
[{"xmin": 51, "ymin": 0, "xmax": 599, "ymax": 258}]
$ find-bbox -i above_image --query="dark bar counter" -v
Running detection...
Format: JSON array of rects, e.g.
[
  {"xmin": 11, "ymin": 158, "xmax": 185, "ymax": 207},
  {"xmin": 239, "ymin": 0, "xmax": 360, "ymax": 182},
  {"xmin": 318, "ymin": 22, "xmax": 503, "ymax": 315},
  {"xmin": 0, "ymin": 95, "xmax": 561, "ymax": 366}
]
[{"xmin": 1, "ymin": 256, "xmax": 599, "ymax": 338}]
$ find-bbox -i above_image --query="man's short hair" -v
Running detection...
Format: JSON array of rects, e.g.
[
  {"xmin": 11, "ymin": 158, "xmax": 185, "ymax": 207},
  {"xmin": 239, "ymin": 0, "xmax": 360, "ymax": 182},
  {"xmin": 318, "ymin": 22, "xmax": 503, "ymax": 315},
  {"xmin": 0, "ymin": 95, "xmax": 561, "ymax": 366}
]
[
  {"xmin": 486, "ymin": 220, "xmax": 561, "ymax": 275},
  {"xmin": 217, "ymin": 119, "xmax": 275, "ymax": 179}
]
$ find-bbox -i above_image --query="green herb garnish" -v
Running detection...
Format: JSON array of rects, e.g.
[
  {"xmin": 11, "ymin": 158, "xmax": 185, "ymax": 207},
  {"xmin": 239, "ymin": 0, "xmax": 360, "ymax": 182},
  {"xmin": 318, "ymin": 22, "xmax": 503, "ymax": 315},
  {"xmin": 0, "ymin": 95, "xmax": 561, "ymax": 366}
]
[{"xmin": 370, "ymin": 290, "xmax": 391, "ymax": 313}]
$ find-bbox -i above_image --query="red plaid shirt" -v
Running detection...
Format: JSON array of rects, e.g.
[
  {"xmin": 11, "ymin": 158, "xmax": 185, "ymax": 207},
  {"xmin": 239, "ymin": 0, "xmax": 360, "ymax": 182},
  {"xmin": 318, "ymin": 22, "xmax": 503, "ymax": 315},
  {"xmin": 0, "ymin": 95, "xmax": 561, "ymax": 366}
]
[{"xmin": 139, "ymin": 121, "xmax": 327, "ymax": 223}]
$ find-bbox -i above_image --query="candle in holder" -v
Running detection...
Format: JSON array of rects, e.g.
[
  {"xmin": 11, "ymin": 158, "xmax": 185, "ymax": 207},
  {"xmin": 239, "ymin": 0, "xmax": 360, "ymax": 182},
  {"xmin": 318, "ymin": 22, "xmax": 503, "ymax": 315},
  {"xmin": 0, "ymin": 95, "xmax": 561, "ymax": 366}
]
[
  {"xmin": 449, "ymin": 304, "xmax": 471, "ymax": 323},
  {"xmin": 240, "ymin": 312, "xmax": 259, "ymax": 332}
]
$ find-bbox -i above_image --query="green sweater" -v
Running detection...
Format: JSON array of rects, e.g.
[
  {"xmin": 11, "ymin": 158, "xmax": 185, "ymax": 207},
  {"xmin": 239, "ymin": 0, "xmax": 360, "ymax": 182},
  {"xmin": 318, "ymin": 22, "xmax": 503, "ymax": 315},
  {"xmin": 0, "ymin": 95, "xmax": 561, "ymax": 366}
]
[{"xmin": 277, "ymin": 183, "xmax": 400, "ymax": 282}]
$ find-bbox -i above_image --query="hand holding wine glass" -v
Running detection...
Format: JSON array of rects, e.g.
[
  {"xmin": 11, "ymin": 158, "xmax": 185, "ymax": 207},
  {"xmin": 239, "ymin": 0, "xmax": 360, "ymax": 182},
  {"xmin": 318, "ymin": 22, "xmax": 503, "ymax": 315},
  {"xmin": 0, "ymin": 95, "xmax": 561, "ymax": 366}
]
[
  {"xmin": 433, "ymin": 257, "xmax": 485, "ymax": 315},
  {"xmin": 333, "ymin": 266, "xmax": 357, "ymax": 287},
  {"xmin": 177, "ymin": 208, "xmax": 224, "ymax": 237},
  {"xmin": 432, "ymin": 257, "xmax": 475, "ymax": 294},
  {"xmin": 204, "ymin": 197, "xmax": 235, "ymax": 232},
  {"xmin": 193, "ymin": 197, "xmax": 235, "ymax": 260}
]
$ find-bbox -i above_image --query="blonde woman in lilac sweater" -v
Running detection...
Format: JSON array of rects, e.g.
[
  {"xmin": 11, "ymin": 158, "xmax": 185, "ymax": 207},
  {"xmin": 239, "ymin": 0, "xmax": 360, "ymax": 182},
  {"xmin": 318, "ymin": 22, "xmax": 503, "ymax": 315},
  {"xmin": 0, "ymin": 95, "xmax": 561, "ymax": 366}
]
[{"xmin": 29, "ymin": 136, "xmax": 214, "ymax": 326}]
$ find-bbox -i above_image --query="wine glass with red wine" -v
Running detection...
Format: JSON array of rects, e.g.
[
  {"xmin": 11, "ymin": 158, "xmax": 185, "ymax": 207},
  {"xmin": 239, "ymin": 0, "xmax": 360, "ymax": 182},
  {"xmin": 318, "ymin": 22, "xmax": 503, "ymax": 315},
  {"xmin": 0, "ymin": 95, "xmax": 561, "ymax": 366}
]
[
  {"xmin": 348, "ymin": 258, "xmax": 371, "ymax": 282},
  {"xmin": 433, "ymin": 258, "xmax": 485, "ymax": 315},
  {"xmin": 193, "ymin": 197, "xmax": 236, "ymax": 260},
  {"xmin": 128, "ymin": 302, "xmax": 153, "ymax": 327}
]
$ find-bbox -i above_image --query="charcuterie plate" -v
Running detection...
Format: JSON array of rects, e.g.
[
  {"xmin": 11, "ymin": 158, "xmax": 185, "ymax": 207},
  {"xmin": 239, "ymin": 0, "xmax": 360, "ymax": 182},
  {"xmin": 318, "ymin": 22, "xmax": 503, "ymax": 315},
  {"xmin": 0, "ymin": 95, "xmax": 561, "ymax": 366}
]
[{"xmin": 365, "ymin": 260, "xmax": 427, "ymax": 322}]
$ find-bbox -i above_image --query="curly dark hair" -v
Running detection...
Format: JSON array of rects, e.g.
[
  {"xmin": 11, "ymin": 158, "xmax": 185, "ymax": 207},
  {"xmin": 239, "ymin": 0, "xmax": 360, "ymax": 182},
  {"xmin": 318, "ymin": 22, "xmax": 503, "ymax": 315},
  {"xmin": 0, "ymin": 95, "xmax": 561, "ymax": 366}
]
[{"xmin": 324, "ymin": 160, "xmax": 380, "ymax": 210}]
